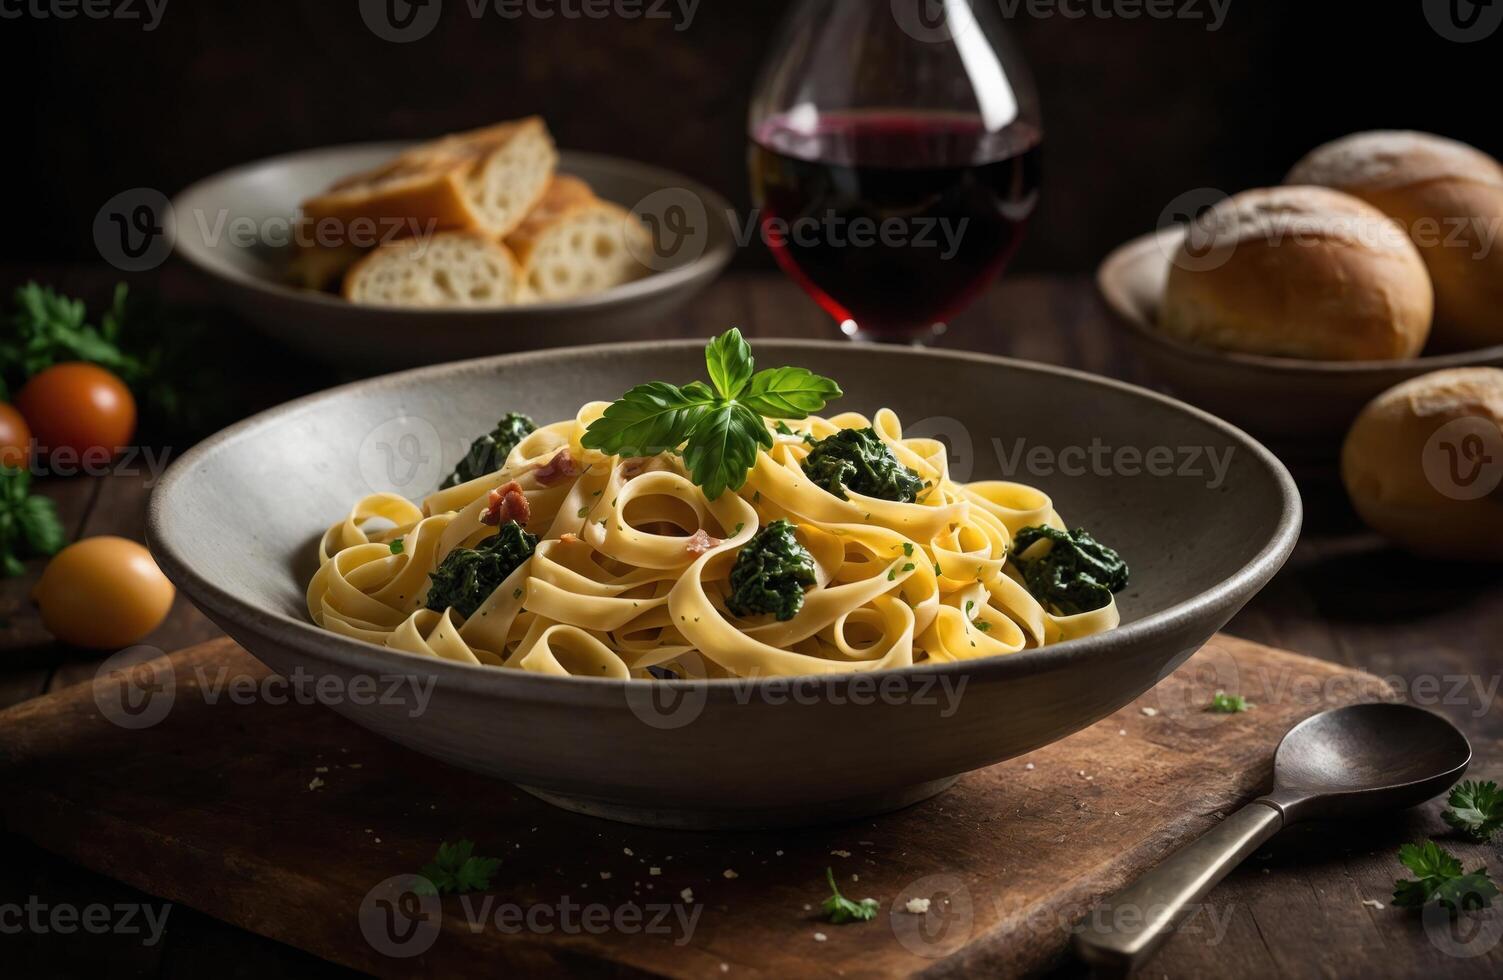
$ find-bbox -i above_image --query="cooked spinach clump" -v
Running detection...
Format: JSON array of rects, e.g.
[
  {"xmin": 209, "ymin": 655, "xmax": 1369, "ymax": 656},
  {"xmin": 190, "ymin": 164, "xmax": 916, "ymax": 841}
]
[
  {"xmin": 441, "ymin": 413, "xmax": 537, "ymax": 489},
  {"xmin": 801, "ymin": 427, "xmax": 924, "ymax": 502},
  {"xmin": 1010, "ymin": 525, "xmax": 1128, "ymax": 616},
  {"xmin": 425, "ymin": 521, "xmax": 537, "ymax": 618},
  {"xmin": 726, "ymin": 519, "xmax": 817, "ymax": 621}
]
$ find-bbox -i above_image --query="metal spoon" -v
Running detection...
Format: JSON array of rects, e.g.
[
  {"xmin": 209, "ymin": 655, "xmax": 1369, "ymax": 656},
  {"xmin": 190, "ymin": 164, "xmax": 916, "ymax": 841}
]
[{"xmin": 1073, "ymin": 702, "xmax": 1471, "ymax": 975}]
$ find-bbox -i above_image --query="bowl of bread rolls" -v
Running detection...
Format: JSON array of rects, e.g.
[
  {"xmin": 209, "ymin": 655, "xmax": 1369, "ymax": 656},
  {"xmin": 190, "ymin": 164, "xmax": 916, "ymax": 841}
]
[
  {"xmin": 171, "ymin": 118, "xmax": 736, "ymax": 367},
  {"xmin": 1098, "ymin": 131, "xmax": 1503, "ymax": 465}
]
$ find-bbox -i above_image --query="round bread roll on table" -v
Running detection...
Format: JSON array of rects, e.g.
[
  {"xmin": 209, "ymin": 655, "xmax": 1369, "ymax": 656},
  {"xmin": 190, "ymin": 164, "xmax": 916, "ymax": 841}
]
[
  {"xmin": 1288, "ymin": 131, "xmax": 1503, "ymax": 351},
  {"xmin": 1161, "ymin": 186, "xmax": 1433, "ymax": 361},
  {"xmin": 1342, "ymin": 367, "xmax": 1503, "ymax": 561}
]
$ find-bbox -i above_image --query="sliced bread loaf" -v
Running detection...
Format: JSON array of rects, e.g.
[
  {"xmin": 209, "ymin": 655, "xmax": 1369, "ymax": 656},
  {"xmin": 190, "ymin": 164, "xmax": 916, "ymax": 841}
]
[
  {"xmin": 342, "ymin": 232, "xmax": 521, "ymax": 308},
  {"xmin": 303, "ymin": 118, "xmax": 557, "ymax": 239},
  {"xmin": 506, "ymin": 175, "xmax": 651, "ymax": 302}
]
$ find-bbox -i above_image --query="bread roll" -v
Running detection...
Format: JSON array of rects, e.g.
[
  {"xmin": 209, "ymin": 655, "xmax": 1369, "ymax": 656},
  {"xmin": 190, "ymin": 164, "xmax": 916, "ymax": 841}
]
[
  {"xmin": 342, "ymin": 232, "xmax": 521, "ymax": 308},
  {"xmin": 1288, "ymin": 131, "xmax": 1503, "ymax": 351},
  {"xmin": 1342, "ymin": 367, "xmax": 1503, "ymax": 560},
  {"xmin": 302, "ymin": 118, "xmax": 558, "ymax": 240},
  {"xmin": 1160, "ymin": 187, "xmax": 1433, "ymax": 361},
  {"xmin": 505, "ymin": 175, "xmax": 650, "ymax": 302}
]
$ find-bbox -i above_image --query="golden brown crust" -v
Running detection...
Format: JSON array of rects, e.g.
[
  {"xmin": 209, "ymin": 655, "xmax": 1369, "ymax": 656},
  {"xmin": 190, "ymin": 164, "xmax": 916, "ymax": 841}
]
[
  {"xmin": 1288, "ymin": 132, "xmax": 1503, "ymax": 351},
  {"xmin": 1160, "ymin": 187, "xmax": 1434, "ymax": 361},
  {"xmin": 300, "ymin": 117, "xmax": 555, "ymax": 238},
  {"xmin": 504, "ymin": 175, "xmax": 599, "ymax": 258},
  {"xmin": 1342, "ymin": 367, "xmax": 1503, "ymax": 560}
]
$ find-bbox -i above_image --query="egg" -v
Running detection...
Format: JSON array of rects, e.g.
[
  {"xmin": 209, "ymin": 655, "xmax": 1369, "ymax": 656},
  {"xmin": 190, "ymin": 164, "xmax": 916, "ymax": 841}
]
[{"xmin": 33, "ymin": 536, "xmax": 175, "ymax": 649}]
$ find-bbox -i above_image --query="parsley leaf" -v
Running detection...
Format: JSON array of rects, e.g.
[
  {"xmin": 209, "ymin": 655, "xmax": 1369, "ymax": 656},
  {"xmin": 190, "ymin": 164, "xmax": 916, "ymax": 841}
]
[
  {"xmin": 1392, "ymin": 840, "xmax": 1498, "ymax": 914},
  {"xmin": 681, "ymin": 401, "xmax": 770, "ymax": 501},
  {"xmin": 583, "ymin": 380, "xmax": 718, "ymax": 458},
  {"xmin": 705, "ymin": 328, "xmax": 755, "ymax": 399},
  {"xmin": 741, "ymin": 366, "xmax": 844, "ymax": 418},
  {"xmin": 1, "ymin": 283, "xmax": 141, "ymax": 397},
  {"xmin": 414, "ymin": 839, "xmax": 501, "ymax": 896},
  {"xmin": 822, "ymin": 867, "xmax": 879, "ymax": 924},
  {"xmin": 1443, "ymin": 780, "xmax": 1503, "ymax": 843},
  {"xmin": 581, "ymin": 329, "xmax": 842, "ymax": 499},
  {"xmin": 0, "ymin": 467, "xmax": 64, "ymax": 577},
  {"xmin": 1206, "ymin": 691, "xmax": 1250, "ymax": 713}
]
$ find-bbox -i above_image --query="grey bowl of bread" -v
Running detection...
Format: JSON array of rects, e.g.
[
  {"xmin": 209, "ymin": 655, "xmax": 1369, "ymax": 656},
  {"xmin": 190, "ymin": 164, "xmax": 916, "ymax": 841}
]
[
  {"xmin": 171, "ymin": 118, "xmax": 736, "ymax": 367},
  {"xmin": 1099, "ymin": 131, "xmax": 1503, "ymax": 455},
  {"xmin": 1100, "ymin": 130, "xmax": 1503, "ymax": 563}
]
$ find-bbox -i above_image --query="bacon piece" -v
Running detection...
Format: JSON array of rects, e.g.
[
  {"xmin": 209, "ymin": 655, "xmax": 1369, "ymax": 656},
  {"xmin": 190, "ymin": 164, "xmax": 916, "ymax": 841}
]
[
  {"xmin": 559, "ymin": 532, "xmax": 580, "ymax": 545},
  {"xmin": 685, "ymin": 529, "xmax": 722, "ymax": 556},
  {"xmin": 481, "ymin": 480, "xmax": 530, "ymax": 527},
  {"xmin": 533, "ymin": 448, "xmax": 578, "ymax": 487}
]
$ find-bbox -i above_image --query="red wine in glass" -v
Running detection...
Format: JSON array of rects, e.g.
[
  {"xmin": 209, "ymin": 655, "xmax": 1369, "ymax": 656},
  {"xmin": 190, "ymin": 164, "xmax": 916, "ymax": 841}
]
[
  {"xmin": 751, "ymin": 111, "xmax": 1041, "ymax": 342},
  {"xmin": 749, "ymin": 0, "xmax": 1041, "ymax": 343}
]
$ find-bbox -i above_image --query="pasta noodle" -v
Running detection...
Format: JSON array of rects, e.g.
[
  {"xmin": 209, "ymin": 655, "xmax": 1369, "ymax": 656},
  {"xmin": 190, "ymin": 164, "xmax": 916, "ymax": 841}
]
[{"xmin": 307, "ymin": 405, "xmax": 1120, "ymax": 679}]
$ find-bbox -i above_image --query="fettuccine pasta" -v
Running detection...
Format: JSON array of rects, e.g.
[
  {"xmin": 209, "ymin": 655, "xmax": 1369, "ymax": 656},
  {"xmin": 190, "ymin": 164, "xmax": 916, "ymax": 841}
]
[{"xmin": 307, "ymin": 405, "xmax": 1121, "ymax": 679}]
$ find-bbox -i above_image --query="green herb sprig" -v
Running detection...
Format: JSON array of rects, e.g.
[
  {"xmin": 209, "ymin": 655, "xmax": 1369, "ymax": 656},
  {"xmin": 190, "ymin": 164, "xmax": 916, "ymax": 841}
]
[
  {"xmin": 414, "ymin": 839, "xmax": 501, "ymax": 896},
  {"xmin": 1443, "ymin": 780, "xmax": 1503, "ymax": 843},
  {"xmin": 2, "ymin": 282, "xmax": 240, "ymax": 438},
  {"xmin": 581, "ymin": 329, "xmax": 842, "ymax": 499},
  {"xmin": 821, "ymin": 867, "xmax": 879, "ymax": 924},
  {"xmin": 0, "ymin": 466, "xmax": 64, "ymax": 576},
  {"xmin": 1392, "ymin": 840, "xmax": 1498, "ymax": 915},
  {"xmin": 1207, "ymin": 691, "xmax": 1250, "ymax": 714}
]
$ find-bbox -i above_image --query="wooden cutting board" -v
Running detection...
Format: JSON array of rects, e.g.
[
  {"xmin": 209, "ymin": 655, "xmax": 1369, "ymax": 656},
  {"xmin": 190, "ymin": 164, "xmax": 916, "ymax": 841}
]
[{"xmin": 0, "ymin": 635, "xmax": 1392, "ymax": 977}]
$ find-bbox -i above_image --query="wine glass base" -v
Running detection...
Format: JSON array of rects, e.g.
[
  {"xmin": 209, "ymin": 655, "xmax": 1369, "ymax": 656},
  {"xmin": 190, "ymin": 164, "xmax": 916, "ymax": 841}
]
[{"xmin": 839, "ymin": 319, "xmax": 948, "ymax": 346}]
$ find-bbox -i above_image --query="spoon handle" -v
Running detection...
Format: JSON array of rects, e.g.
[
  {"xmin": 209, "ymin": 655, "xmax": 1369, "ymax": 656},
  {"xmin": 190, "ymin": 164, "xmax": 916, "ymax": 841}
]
[{"xmin": 1072, "ymin": 800, "xmax": 1284, "ymax": 975}]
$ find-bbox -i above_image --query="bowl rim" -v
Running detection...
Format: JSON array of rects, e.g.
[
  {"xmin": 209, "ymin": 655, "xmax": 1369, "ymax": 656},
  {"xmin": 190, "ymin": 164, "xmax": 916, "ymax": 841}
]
[
  {"xmin": 146, "ymin": 338, "xmax": 1303, "ymax": 701},
  {"xmin": 168, "ymin": 141, "xmax": 738, "ymax": 317},
  {"xmin": 1097, "ymin": 226, "xmax": 1503, "ymax": 375}
]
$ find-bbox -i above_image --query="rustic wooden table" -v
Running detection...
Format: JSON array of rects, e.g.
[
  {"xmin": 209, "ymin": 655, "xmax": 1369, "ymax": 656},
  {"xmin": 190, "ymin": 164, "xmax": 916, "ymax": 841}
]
[{"xmin": 2, "ymin": 267, "xmax": 1500, "ymax": 978}]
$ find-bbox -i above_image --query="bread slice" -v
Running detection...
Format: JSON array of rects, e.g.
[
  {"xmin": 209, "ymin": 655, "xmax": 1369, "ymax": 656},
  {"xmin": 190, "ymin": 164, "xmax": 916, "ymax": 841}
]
[
  {"xmin": 342, "ymin": 232, "xmax": 522, "ymax": 308},
  {"xmin": 302, "ymin": 118, "xmax": 558, "ymax": 239},
  {"xmin": 506, "ymin": 175, "xmax": 651, "ymax": 302}
]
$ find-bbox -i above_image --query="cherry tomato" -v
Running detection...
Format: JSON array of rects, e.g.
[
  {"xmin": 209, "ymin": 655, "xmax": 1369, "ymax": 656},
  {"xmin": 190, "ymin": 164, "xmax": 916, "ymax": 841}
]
[
  {"xmin": 0, "ymin": 402, "xmax": 31, "ymax": 468},
  {"xmin": 16, "ymin": 362, "xmax": 137, "ymax": 459},
  {"xmin": 33, "ymin": 536, "xmax": 175, "ymax": 649}
]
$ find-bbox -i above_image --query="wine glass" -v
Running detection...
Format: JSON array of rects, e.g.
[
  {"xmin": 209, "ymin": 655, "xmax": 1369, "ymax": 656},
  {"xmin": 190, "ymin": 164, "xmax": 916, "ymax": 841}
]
[{"xmin": 749, "ymin": 0, "xmax": 1042, "ymax": 344}]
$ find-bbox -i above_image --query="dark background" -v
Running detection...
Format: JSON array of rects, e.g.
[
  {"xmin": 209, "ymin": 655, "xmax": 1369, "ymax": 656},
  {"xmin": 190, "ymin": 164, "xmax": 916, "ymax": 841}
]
[{"xmin": 3, "ymin": 0, "xmax": 1499, "ymax": 272}]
